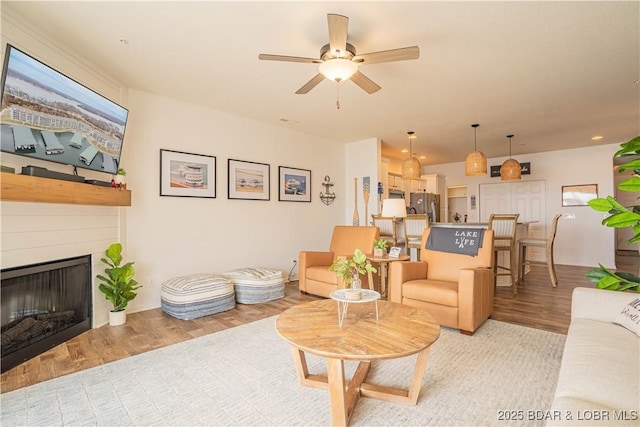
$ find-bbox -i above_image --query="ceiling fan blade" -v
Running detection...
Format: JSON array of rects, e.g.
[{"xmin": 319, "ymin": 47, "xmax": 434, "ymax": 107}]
[
  {"xmin": 295, "ymin": 73, "xmax": 325, "ymax": 94},
  {"xmin": 259, "ymin": 54, "xmax": 321, "ymax": 64},
  {"xmin": 353, "ymin": 46, "xmax": 420, "ymax": 65},
  {"xmin": 327, "ymin": 14, "xmax": 349, "ymax": 57},
  {"xmin": 350, "ymin": 71, "xmax": 381, "ymax": 94}
]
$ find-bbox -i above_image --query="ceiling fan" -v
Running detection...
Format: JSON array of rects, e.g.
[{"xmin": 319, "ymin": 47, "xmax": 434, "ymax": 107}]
[{"xmin": 259, "ymin": 14, "xmax": 420, "ymax": 95}]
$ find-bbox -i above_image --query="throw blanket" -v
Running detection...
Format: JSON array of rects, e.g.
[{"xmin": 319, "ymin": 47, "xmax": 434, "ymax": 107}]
[{"xmin": 426, "ymin": 228, "xmax": 485, "ymax": 256}]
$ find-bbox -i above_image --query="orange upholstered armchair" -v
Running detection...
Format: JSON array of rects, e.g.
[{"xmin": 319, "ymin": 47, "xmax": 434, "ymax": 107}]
[
  {"xmin": 388, "ymin": 227, "xmax": 495, "ymax": 335},
  {"xmin": 299, "ymin": 226, "xmax": 379, "ymax": 298}
]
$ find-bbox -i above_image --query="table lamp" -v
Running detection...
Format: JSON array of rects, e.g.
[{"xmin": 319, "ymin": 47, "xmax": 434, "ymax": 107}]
[{"xmin": 381, "ymin": 198, "xmax": 407, "ymax": 218}]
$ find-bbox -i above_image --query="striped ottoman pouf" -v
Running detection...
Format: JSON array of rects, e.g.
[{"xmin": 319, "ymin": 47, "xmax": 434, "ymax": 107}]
[
  {"xmin": 161, "ymin": 274, "xmax": 235, "ymax": 320},
  {"xmin": 222, "ymin": 267, "xmax": 285, "ymax": 304}
]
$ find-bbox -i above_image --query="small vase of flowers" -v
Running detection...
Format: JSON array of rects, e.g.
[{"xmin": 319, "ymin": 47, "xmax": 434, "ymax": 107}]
[{"xmin": 329, "ymin": 249, "xmax": 377, "ymax": 300}]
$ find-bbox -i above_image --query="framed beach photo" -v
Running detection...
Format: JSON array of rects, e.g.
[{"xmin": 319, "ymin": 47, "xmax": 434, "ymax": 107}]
[
  {"xmin": 228, "ymin": 159, "xmax": 270, "ymax": 200},
  {"xmin": 279, "ymin": 166, "xmax": 311, "ymax": 202},
  {"xmin": 160, "ymin": 149, "xmax": 216, "ymax": 198}
]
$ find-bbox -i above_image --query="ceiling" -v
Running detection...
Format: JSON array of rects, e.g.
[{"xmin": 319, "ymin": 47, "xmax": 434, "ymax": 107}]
[{"xmin": 4, "ymin": 1, "xmax": 639, "ymax": 165}]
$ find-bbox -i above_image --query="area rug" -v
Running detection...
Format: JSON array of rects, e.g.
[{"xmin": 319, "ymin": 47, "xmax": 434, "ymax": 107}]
[{"xmin": 1, "ymin": 317, "xmax": 566, "ymax": 426}]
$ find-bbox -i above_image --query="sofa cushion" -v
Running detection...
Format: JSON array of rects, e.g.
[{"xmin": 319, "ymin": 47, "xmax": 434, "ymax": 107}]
[
  {"xmin": 306, "ymin": 266, "xmax": 340, "ymax": 284},
  {"xmin": 553, "ymin": 317, "xmax": 639, "ymax": 413},
  {"xmin": 402, "ymin": 279, "xmax": 459, "ymax": 307},
  {"xmin": 613, "ymin": 297, "xmax": 640, "ymax": 337}
]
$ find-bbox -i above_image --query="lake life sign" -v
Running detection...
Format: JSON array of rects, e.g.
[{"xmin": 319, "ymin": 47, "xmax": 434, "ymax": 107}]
[{"xmin": 426, "ymin": 228, "xmax": 485, "ymax": 256}]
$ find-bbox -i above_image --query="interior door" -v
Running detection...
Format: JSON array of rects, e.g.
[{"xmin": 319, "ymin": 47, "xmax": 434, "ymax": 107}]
[{"xmin": 480, "ymin": 180, "xmax": 547, "ymax": 261}]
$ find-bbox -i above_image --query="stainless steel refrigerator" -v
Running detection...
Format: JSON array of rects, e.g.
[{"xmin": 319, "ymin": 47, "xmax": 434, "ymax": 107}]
[{"xmin": 409, "ymin": 193, "xmax": 440, "ymax": 223}]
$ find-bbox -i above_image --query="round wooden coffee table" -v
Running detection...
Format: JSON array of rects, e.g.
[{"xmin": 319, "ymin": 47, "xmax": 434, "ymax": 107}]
[{"xmin": 276, "ymin": 299, "xmax": 440, "ymax": 426}]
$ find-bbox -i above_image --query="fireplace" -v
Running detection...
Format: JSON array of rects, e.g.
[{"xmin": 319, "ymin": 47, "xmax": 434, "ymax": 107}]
[{"xmin": 1, "ymin": 255, "xmax": 92, "ymax": 373}]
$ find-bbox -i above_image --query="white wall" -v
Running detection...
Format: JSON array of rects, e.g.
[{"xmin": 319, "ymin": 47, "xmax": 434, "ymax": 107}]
[
  {"xmin": 123, "ymin": 89, "xmax": 346, "ymax": 312},
  {"xmin": 420, "ymin": 144, "xmax": 619, "ymax": 268},
  {"xmin": 344, "ymin": 138, "xmax": 382, "ymax": 226}
]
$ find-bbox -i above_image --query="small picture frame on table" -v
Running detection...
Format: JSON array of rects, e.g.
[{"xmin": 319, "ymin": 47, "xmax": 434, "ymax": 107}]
[{"xmin": 388, "ymin": 247, "xmax": 402, "ymax": 258}]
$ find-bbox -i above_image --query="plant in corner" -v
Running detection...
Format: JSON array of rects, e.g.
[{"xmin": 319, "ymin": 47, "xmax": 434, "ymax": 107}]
[
  {"xmin": 586, "ymin": 135, "xmax": 640, "ymax": 292},
  {"xmin": 329, "ymin": 249, "xmax": 377, "ymax": 289},
  {"xmin": 97, "ymin": 243, "xmax": 141, "ymax": 325}
]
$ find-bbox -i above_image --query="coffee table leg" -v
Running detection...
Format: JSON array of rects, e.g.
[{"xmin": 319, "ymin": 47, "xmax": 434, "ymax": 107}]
[{"xmin": 327, "ymin": 357, "xmax": 348, "ymax": 426}]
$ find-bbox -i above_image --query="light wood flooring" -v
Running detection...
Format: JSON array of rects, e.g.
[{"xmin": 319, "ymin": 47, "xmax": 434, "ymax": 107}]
[{"xmin": 0, "ymin": 262, "xmax": 612, "ymax": 394}]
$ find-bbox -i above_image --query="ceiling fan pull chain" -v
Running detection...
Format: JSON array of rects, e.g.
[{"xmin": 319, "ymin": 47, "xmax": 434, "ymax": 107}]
[{"xmin": 336, "ymin": 83, "xmax": 341, "ymax": 109}]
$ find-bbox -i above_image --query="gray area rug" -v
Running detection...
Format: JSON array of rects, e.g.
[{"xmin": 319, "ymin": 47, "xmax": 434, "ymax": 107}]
[{"xmin": 1, "ymin": 317, "xmax": 566, "ymax": 426}]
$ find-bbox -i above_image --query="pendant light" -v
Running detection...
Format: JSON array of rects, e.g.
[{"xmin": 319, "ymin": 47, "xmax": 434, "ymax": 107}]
[
  {"xmin": 402, "ymin": 131, "xmax": 421, "ymax": 180},
  {"xmin": 500, "ymin": 134, "xmax": 521, "ymax": 181},
  {"xmin": 464, "ymin": 123, "xmax": 487, "ymax": 176}
]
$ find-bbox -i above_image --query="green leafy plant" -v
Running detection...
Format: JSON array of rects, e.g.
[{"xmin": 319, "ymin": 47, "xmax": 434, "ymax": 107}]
[
  {"xmin": 586, "ymin": 135, "xmax": 640, "ymax": 292},
  {"xmin": 116, "ymin": 168, "xmax": 126, "ymax": 176},
  {"xmin": 373, "ymin": 239, "xmax": 389, "ymax": 250},
  {"xmin": 96, "ymin": 243, "xmax": 141, "ymax": 311},
  {"xmin": 329, "ymin": 249, "xmax": 377, "ymax": 287}
]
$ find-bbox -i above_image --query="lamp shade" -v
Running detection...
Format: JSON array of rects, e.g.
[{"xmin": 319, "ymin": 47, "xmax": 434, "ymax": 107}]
[
  {"xmin": 402, "ymin": 156, "xmax": 421, "ymax": 180},
  {"xmin": 465, "ymin": 150, "xmax": 487, "ymax": 176},
  {"xmin": 381, "ymin": 198, "xmax": 407, "ymax": 218},
  {"xmin": 500, "ymin": 158, "xmax": 522, "ymax": 181},
  {"xmin": 319, "ymin": 58, "xmax": 358, "ymax": 82},
  {"xmin": 402, "ymin": 131, "xmax": 421, "ymax": 179},
  {"xmin": 500, "ymin": 134, "xmax": 521, "ymax": 181},
  {"xmin": 465, "ymin": 123, "xmax": 486, "ymax": 176}
]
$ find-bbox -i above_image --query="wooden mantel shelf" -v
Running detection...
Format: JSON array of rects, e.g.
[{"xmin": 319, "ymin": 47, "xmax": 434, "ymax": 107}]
[{"xmin": 0, "ymin": 172, "xmax": 131, "ymax": 206}]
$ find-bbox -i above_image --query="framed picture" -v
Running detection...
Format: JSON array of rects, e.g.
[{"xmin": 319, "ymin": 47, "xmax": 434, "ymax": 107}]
[
  {"xmin": 228, "ymin": 159, "xmax": 270, "ymax": 200},
  {"xmin": 279, "ymin": 166, "xmax": 311, "ymax": 202},
  {"xmin": 562, "ymin": 184, "xmax": 598, "ymax": 207},
  {"xmin": 160, "ymin": 149, "xmax": 216, "ymax": 198}
]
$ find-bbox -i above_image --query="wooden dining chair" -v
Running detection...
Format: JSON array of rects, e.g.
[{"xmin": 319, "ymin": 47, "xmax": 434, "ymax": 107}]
[
  {"xmin": 372, "ymin": 214, "xmax": 405, "ymax": 251},
  {"xmin": 518, "ymin": 214, "xmax": 562, "ymax": 288},
  {"xmin": 488, "ymin": 213, "xmax": 520, "ymax": 294},
  {"xmin": 404, "ymin": 214, "xmax": 428, "ymax": 259}
]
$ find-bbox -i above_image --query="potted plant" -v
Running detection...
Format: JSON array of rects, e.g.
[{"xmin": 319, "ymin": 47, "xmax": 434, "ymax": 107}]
[
  {"xmin": 373, "ymin": 239, "xmax": 389, "ymax": 257},
  {"xmin": 96, "ymin": 243, "xmax": 141, "ymax": 325},
  {"xmin": 587, "ymin": 135, "xmax": 640, "ymax": 292},
  {"xmin": 114, "ymin": 168, "xmax": 126, "ymax": 189},
  {"xmin": 329, "ymin": 249, "xmax": 377, "ymax": 300}
]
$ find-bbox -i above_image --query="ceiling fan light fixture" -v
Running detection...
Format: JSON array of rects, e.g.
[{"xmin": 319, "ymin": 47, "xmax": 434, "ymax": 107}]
[
  {"xmin": 464, "ymin": 123, "xmax": 487, "ymax": 176},
  {"xmin": 500, "ymin": 134, "xmax": 521, "ymax": 181},
  {"xmin": 319, "ymin": 58, "xmax": 358, "ymax": 82},
  {"xmin": 402, "ymin": 131, "xmax": 421, "ymax": 180}
]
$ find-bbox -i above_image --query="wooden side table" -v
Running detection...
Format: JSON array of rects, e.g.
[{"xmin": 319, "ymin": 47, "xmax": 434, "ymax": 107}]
[{"xmin": 366, "ymin": 254, "xmax": 410, "ymax": 297}]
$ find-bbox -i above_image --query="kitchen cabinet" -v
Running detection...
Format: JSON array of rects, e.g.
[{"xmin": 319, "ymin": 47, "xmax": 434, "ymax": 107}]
[
  {"xmin": 420, "ymin": 174, "xmax": 445, "ymax": 195},
  {"xmin": 388, "ymin": 173, "xmax": 404, "ymax": 191}
]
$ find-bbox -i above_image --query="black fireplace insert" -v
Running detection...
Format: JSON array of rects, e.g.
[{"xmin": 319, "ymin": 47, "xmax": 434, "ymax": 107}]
[{"xmin": 1, "ymin": 255, "xmax": 92, "ymax": 373}]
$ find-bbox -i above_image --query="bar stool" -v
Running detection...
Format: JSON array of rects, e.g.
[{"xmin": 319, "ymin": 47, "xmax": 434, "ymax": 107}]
[
  {"xmin": 488, "ymin": 213, "xmax": 519, "ymax": 294},
  {"xmin": 518, "ymin": 214, "xmax": 562, "ymax": 288},
  {"xmin": 404, "ymin": 214, "xmax": 428, "ymax": 260}
]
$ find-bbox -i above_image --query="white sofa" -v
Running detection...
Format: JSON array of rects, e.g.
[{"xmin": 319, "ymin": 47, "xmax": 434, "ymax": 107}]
[{"xmin": 548, "ymin": 287, "xmax": 639, "ymax": 426}]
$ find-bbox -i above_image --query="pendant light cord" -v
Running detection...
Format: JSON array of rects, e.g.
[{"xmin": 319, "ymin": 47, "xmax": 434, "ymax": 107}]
[{"xmin": 507, "ymin": 134, "xmax": 514, "ymax": 158}]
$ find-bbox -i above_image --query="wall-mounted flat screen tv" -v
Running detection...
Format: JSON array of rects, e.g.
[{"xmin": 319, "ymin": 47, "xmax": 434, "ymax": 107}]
[{"xmin": 0, "ymin": 44, "xmax": 128, "ymax": 175}]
